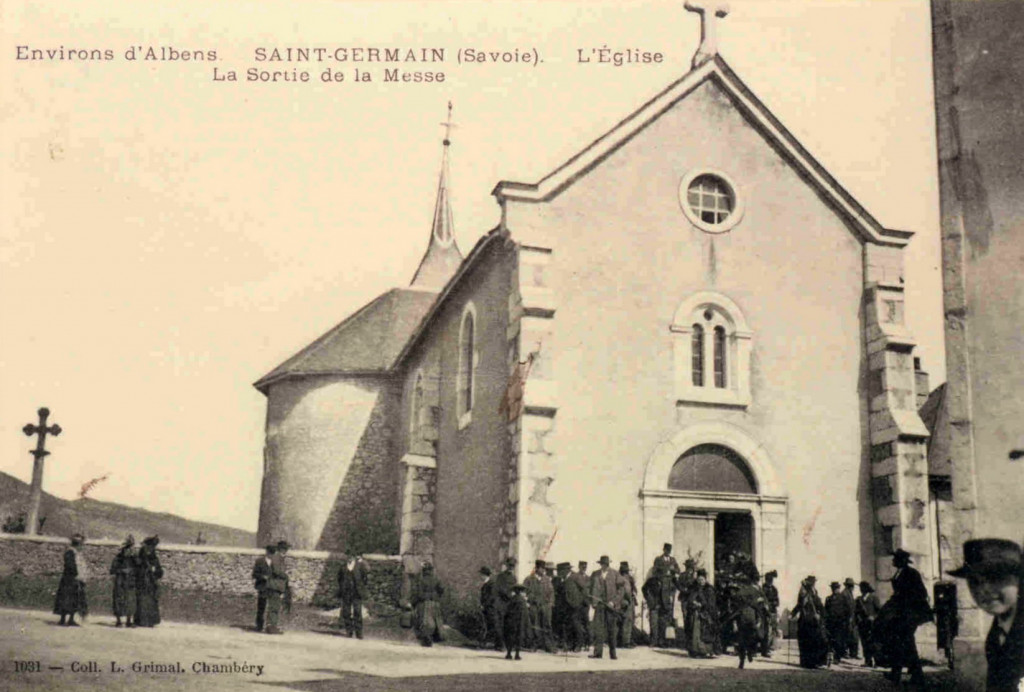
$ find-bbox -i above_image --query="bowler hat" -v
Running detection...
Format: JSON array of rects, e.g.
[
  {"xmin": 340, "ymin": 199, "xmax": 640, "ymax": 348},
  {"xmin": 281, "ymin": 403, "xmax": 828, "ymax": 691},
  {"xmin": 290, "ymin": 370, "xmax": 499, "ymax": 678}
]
[
  {"xmin": 805, "ymin": 575, "xmax": 817, "ymax": 583},
  {"xmin": 619, "ymin": 561, "xmax": 630, "ymax": 571},
  {"xmin": 859, "ymin": 581, "xmax": 874, "ymax": 592},
  {"xmin": 535, "ymin": 559, "xmax": 546, "ymax": 569},
  {"xmin": 830, "ymin": 581, "xmax": 841, "ymax": 589},
  {"xmin": 892, "ymin": 549, "xmax": 913, "ymax": 564},
  {"xmin": 505, "ymin": 557, "xmax": 517, "ymax": 566},
  {"xmin": 949, "ymin": 539, "xmax": 1022, "ymax": 579},
  {"xmin": 480, "ymin": 566, "xmax": 492, "ymax": 576},
  {"xmin": 844, "ymin": 577, "xmax": 856, "ymax": 587},
  {"xmin": 578, "ymin": 560, "xmax": 588, "ymax": 568},
  {"xmin": 598, "ymin": 555, "xmax": 611, "ymax": 566},
  {"xmin": 663, "ymin": 543, "xmax": 673, "ymax": 551},
  {"xmin": 276, "ymin": 539, "xmax": 290, "ymax": 551},
  {"xmin": 557, "ymin": 562, "xmax": 570, "ymax": 571}
]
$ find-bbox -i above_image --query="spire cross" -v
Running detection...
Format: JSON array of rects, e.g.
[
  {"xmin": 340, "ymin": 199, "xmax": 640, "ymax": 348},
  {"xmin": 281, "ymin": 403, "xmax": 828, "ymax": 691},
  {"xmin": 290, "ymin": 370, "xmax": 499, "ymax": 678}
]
[
  {"xmin": 22, "ymin": 407, "xmax": 62, "ymax": 536},
  {"xmin": 440, "ymin": 101, "xmax": 456, "ymax": 146},
  {"xmin": 684, "ymin": 0, "xmax": 730, "ymax": 68}
]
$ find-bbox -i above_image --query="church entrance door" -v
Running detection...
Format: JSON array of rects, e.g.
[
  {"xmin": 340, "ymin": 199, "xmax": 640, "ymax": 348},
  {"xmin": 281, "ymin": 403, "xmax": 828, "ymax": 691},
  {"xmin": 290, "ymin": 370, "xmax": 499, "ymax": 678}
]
[{"xmin": 672, "ymin": 510, "xmax": 754, "ymax": 584}]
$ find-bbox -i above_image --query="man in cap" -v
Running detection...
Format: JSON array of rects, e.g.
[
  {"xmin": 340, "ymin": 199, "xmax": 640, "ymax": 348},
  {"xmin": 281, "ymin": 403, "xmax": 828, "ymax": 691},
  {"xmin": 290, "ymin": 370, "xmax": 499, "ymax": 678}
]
[
  {"xmin": 480, "ymin": 566, "xmax": 504, "ymax": 651},
  {"xmin": 855, "ymin": 581, "xmax": 881, "ymax": 667},
  {"xmin": 617, "ymin": 562, "xmax": 637, "ymax": 648},
  {"xmin": 761, "ymin": 570, "xmax": 780, "ymax": 656},
  {"xmin": 825, "ymin": 581, "xmax": 852, "ymax": 662},
  {"xmin": 524, "ymin": 560, "xmax": 553, "ymax": 652},
  {"xmin": 949, "ymin": 538, "xmax": 1023, "ymax": 692},
  {"xmin": 264, "ymin": 540, "xmax": 290, "ymax": 634},
  {"xmin": 841, "ymin": 577, "xmax": 859, "ymax": 658},
  {"xmin": 570, "ymin": 561, "xmax": 592, "ymax": 650},
  {"xmin": 589, "ymin": 556, "xmax": 628, "ymax": 659},
  {"xmin": 251, "ymin": 544, "xmax": 274, "ymax": 632},
  {"xmin": 882, "ymin": 549, "xmax": 930, "ymax": 685}
]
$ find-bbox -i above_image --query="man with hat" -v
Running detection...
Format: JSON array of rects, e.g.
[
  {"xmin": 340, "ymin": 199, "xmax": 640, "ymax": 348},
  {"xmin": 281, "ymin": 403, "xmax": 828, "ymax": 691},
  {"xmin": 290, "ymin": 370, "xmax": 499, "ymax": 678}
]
[
  {"xmin": 838, "ymin": 577, "xmax": 858, "ymax": 659},
  {"xmin": 495, "ymin": 557, "xmax": 517, "ymax": 646},
  {"xmin": 855, "ymin": 580, "xmax": 881, "ymax": 667},
  {"xmin": 761, "ymin": 570, "xmax": 780, "ymax": 656},
  {"xmin": 264, "ymin": 540, "xmax": 290, "ymax": 634},
  {"xmin": 617, "ymin": 561, "xmax": 637, "ymax": 648},
  {"xmin": 251, "ymin": 544, "xmax": 275, "ymax": 632},
  {"xmin": 570, "ymin": 561, "xmax": 592, "ymax": 650},
  {"xmin": 505, "ymin": 584, "xmax": 530, "ymax": 661},
  {"xmin": 337, "ymin": 552, "xmax": 369, "ymax": 639},
  {"xmin": 825, "ymin": 581, "xmax": 852, "ymax": 662},
  {"xmin": 524, "ymin": 560, "xmax": 553, "ymax": 652},
  {"xmin": 589, "ymin": 556, "xmax": 628, "ymax": 659},
  {"xmin": 480, "ymin": 566, "xmax": 504, "ymax": 651},
  {"xmin": 949, "ymin": 538, "xmax": 1024, "ymax": 692},
  {"xmin": 881, "ymin": 549, "xmax": 931, "ymax": 685}
]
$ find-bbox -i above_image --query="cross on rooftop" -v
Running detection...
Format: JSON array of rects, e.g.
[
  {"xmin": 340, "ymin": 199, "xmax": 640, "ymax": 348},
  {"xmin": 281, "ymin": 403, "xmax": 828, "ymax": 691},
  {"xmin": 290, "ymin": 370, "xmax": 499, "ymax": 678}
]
[
  {"xmin": 440, "ymin": 101, "xmax": 456, "ymax": 146},
  {"xmin": 684, "ymin": 0, "xmax": 730, "ymax": 69}
]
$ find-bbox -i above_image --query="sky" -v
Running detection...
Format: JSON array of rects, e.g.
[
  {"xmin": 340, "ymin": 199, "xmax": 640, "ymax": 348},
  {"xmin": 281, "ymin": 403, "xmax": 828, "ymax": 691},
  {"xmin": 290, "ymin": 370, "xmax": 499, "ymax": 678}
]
[{"xmin": 0, "ymin": 0, "xmax": 943, "ymax": 533}]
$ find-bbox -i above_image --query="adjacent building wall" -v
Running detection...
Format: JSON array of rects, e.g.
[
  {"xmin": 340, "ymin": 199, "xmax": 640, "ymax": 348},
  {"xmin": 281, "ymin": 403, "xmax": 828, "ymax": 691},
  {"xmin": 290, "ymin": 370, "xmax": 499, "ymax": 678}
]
[{"xmin": 932, "ymin": 0, "xmax": 1024, "ymax": 687}]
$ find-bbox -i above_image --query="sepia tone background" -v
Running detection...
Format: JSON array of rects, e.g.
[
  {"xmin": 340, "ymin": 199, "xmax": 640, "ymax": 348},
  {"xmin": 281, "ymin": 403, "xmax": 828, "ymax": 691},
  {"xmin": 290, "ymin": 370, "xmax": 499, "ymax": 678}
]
[{"xmin": 1, "ymin": 0, "xmax": 942, "ymax": 535}]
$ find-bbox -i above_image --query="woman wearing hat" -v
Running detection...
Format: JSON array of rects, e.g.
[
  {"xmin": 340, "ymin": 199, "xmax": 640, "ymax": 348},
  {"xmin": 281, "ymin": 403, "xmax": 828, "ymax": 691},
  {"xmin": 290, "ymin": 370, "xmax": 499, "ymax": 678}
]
[
  {"xmin": 793, "ymin": 576, "xmax": 828, "ymax": 668},
  {"xmin": 109, "ymin": 535, "xmax": 137, "ymax": 627},
  {"xmin": 134, "ymin": 536, "xmax": 163, "ymax": 627},
  {"xmin": 53, "ymin": 533, "xmax": 88, "ymax": 626},
  {"xmin": 949, "ymin": 538, "xmax": 1023, "ymax": 692}
]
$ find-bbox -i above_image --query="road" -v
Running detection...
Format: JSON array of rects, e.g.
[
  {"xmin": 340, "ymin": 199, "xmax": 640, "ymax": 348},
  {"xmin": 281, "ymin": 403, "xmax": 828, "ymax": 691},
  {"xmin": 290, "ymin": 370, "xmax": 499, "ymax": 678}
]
[{"xmin": 0, "ymin": 608, "xmax": 953, "ymax": 691}]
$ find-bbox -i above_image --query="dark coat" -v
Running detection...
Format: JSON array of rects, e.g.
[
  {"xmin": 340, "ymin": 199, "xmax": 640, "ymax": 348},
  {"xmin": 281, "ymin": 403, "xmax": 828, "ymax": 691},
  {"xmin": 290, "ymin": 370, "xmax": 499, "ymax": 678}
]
[
  {"xmin": 109, "ymin": 547, "xmax": 136, "ymax": 617},
  {"xmin": 494, "ymin": 570, "xmax": 517, "ymax": 610},
  {"xmin": 763, "ymin": 582, "xmax": 780, "ymax": 612},
  {"xmin": 265, "ymin": 553, "xmax": 288, "ymax": 593},
  {"xmin": 480, "ymin": 576, "xmax": 496, "ymax": 609},
  {"xmin": 684, "ymin": 584, "xmax": 718, "ymax": 655},
  {"xmin": 338, "ymin": 561, "xmax": 369, "ymax": 601},
  {"xmin": 252, "ymin": 555, "xmax": 271, "ymax": 593},
  {"xmin": 795, "ymin": 584, "xmax": 828, "ymax": 668},
  {"xmin": 825, "ymin": 592, "xmax": 853, "ymax": 628},
  {"xmin": 412, "ymin": 570, "xmax": 444, "ymax": 637},
  {"xmin": 134, "ymin": 545, "xmax": 162, "ymax": 627},
  {"xmin": 889, "ymin": 566, "xmax": 932, "ymax": 626},
  {"xmin": 504, "ymin": 593, "xmax": 530, "ymax": 649},
  {"xmin": 986, "ymin": 607, "xmax": 1024, "ymax": 692},
  {"xmin": 54, "ymin": 548, "xmax": 87, "ymax": 616}
]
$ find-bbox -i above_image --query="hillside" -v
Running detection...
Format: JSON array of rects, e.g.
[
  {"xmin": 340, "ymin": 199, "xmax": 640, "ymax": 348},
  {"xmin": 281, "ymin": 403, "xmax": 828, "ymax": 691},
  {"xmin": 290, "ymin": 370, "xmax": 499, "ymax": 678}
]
[{"xmin": 0, "ymin": 471, "xmax": 255, "ymax": 547}]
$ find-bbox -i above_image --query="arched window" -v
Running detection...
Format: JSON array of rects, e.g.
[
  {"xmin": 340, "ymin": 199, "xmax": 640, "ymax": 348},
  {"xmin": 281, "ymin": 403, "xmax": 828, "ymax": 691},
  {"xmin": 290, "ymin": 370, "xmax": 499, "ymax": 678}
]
[
  {"xmin": 457, "ymin": 304, "xmax": 477, "ymax": 427},
  {"xmin": 691, "ymin": 325, "xmax": 705, "ymax": 386},
  {"xmin": 670, "ymin": 292, "xmax": 753, "ymax": 408},
  {"xmin": 714, "ymin": 326, "xmax": 726, "ymax": 389}
]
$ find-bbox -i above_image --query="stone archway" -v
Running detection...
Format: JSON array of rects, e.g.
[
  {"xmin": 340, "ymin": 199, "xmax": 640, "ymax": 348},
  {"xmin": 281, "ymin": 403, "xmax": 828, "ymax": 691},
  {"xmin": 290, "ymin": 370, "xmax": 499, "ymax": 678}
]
[{"xmin": 640, "ymin": 422, "xmax": 787, "ymax": 586}]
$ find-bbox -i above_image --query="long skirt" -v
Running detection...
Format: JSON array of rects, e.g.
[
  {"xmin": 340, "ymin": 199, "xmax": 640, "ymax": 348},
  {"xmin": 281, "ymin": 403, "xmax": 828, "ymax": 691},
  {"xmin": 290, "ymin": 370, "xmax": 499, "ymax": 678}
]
[
  {"xmin": 797, "ymin": 619, "xmax": 829, "ymax": 668},
  {"xmin": 53, "ymin": 577, "xmax": 87, "ymax": 616},
  {"xmin": 685, "ymin": 614, "xmax": 714, "ymax": 657},
  {"xmin": 135, "ymin": 583, "xmax": 161, "ymax": 627},
  {"xmin": 112, "ymin": 575, "xmax": 135, "ymax": 618}
]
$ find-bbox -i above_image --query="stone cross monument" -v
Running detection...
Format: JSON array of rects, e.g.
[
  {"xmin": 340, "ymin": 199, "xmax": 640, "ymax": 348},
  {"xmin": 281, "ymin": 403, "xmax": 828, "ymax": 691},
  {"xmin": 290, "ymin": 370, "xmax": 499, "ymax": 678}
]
[
  {"xmin": 684, "ymin": 0, "xmax": 730, "ymax": 68},
  {"xmin": 22, "ymin": 407, "xmax": 61, "ymax": 536}
]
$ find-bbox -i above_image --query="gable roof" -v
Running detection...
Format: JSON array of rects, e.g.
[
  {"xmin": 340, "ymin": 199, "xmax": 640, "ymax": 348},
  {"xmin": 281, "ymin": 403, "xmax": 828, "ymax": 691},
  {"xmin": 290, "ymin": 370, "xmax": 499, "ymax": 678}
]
[
  {"xmin": 492, "ymin": 55, "xmax": 912, "ymax": 248},
  {"xmin": 253, "ymin": 288, "xmax": 438, "ymax": 393}
]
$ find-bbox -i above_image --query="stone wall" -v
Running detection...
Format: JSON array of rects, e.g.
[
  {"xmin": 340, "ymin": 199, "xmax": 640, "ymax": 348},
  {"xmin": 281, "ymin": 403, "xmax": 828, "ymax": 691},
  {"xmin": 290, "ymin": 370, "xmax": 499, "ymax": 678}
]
[{"xmin": 0, "ymin": 534, "xmax": 402, "ymax": 613}]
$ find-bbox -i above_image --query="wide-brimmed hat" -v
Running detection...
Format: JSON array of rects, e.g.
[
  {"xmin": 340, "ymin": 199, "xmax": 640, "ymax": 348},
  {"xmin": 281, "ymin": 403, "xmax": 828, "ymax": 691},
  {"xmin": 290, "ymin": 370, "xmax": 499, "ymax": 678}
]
[
  {"xmin": 276, "ymin": 540, "xmax": 290, "ymax": 551},
  {"xmin": 143, "ymin": 535, "xmax": 159, "ymax": 546},
  {"xmin": 805, "ymin": 575, "xmax": 817, "ymax": 583},
  {"xmin": 859, "ymin": 581, "xmax": 874, "ymax": 592},
  {"xmin": 479, "ymin": 566, "xmax": 492, "ymax": 576},
  {"xmin": 556, "ymin": 562, "xmax": 570, "ymax": 571},
  {"xmin": 598, "ymin": 555, "xmax": 611, "ymax": 566},
  {"xmin": 830, "ymin": 581, "xmax": 841, "ymax": 589},
  {"xmin": 949, "ymin": 539, "xmax": 1022, "ymax": 579},
  {"xmin": 534, "ymin": 559, "xmax": 546, "ymax": 569},
  {"xmin": 892, "ymin": 549, "xmax": 913, "ymax": 564},
  {"xmin": 844, "ymin": 577, "xmax": 856, "ymax": 587}
]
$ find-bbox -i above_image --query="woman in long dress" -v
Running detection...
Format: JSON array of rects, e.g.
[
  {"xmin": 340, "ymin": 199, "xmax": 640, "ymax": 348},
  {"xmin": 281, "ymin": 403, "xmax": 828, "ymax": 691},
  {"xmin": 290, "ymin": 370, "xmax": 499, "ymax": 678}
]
[
  {"xmin": 412, "ymin": 563, "xmax": 445, "ymax": 646},
  {"xmin": 684, "ymin": 569, "xmax": 717, "ymax": 658},
  {"xmin": 794, "ymin": 575, "xmax": 828, "ymax": 668},
  {"xmin": 109, "ymin": 535, "xmax": 136, "ymax": 627},
  {"xmin": 53, "ymin": 533, "xmax": 88, "ymax": 626},
  {"xmin": 134, "ymin": 535, "xmax": 163, "ymax": 627}
]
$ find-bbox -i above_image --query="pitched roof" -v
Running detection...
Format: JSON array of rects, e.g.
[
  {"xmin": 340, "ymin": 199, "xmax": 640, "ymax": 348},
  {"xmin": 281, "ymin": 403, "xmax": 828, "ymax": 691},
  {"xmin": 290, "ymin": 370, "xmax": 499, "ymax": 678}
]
[
  {"xmin": 492, "ymin": 55, "xmax": 913, "ymax": 248},
  {"xmin": 253, "ymin": 288, "xmax": 438, "ymax": 393}
]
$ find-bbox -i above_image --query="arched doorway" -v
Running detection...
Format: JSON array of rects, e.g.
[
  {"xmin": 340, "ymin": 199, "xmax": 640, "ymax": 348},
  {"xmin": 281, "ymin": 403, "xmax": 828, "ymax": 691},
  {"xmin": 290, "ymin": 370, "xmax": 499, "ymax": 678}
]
[
  {"xmin": 640, "ymin": 422, "xmax": 787, "ymax": 588},
  {"xmin": 669, "ymin": 444, "xmax": 757, "ymax": 580}
]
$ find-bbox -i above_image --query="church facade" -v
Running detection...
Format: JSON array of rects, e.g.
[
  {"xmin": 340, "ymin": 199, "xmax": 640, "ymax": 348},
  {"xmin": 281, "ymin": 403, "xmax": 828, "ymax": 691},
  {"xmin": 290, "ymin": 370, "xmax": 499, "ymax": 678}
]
[{"xmin": 255, "ymin": 40, "xmax": 933, "ymax": 604}]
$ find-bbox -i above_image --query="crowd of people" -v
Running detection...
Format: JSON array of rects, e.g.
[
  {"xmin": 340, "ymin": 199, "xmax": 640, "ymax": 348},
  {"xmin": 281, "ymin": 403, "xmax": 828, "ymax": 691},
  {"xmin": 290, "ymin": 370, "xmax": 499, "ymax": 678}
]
[{"xmin": 49, "ymin": 531, "xmax": 1022, "ymax": 690}]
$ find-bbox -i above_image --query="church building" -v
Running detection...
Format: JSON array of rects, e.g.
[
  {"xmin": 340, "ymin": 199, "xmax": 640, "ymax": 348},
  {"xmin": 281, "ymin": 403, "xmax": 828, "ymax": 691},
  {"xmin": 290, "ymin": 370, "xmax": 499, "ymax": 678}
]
[{"xmin": 255, "ymin": 7, "xmax": 933, "ymax": 605}]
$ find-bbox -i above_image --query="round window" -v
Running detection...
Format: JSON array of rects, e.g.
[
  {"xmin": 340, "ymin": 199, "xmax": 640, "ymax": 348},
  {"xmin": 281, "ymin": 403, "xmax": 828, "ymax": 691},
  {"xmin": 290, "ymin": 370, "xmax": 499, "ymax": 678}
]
[{"xmin": 678, "ymin": 170, "xmax": 744, "ymax": 234}]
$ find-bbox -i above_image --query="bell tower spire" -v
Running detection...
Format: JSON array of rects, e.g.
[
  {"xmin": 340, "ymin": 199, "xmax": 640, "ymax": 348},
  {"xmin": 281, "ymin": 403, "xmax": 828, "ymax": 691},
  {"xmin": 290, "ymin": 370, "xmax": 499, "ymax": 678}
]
[{"xmin": 411, "ymin": 101, "xmax": 464, "ymax": 289}]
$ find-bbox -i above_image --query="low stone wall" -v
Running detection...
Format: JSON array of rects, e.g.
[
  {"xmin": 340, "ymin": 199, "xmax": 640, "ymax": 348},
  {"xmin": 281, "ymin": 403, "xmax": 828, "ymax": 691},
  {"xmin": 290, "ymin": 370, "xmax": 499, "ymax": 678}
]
[{"xmin": 0, "ymin": 533, "xmax": 402, "ymax": 613}]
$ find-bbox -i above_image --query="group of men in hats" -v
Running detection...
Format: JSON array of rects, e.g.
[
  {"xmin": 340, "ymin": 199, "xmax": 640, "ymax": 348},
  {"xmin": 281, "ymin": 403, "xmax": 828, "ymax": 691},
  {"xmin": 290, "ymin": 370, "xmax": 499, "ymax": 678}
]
[
  {"xmin": 252, "ymin": 540, "xmax": 291, "ymax": 634},
  {"xmin": 479, "ymin": 555, "xmax": 636, "ymax": 660}
]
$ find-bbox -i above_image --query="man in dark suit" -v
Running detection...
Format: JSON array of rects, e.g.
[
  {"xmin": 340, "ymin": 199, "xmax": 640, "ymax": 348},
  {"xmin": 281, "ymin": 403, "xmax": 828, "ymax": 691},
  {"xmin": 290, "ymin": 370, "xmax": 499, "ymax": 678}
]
[
  {"xmin": 842, "ymin": 577, "xmax": 859, "ymax": 658},
  {"xmin": 950, "ymin": 539, "xmax": 1023, "ymax": 692},
  {"xmin": 264, "ymin": 540, "xmax": 290, "ymax": 635},
  {"xmin": 338, "ymin": 553, "xmax": 370, "ymax": 638},
  {"xmin": 589, "ymin": 556, "xmax": 628, "ymax": 660},
  {"xmin": 571, "ymin": 561, "xmax": 591, "ymax": 650},
  {"xmin": 252, "ymin": 544, "xmax": 274, "ymax": 632},
  {"xmin": 494, "ymin": 557, "xmax": 517, "ymax": 643},
  {"xmin": 883, "ymin": 549, "xmax": 931, "ymax": 685},
  {"xmin": 480, "ymin": 566, "xmax": 504, "ymax": 651}
]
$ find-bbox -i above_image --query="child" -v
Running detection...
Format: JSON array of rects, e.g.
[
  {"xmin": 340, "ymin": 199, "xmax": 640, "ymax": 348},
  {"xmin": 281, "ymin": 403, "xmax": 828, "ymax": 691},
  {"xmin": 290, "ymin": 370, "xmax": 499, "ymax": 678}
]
[{"xmin": 505, "ymin": 584, "xmax": 530, "ymax": 661}]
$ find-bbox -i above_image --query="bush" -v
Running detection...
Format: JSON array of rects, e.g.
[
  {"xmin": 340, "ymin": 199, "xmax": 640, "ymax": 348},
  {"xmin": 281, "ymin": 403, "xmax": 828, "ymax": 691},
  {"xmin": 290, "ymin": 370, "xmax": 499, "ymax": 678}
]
[{"xmin": 440, "ymin": 588, "xmax": 485, "ymax": 641}]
